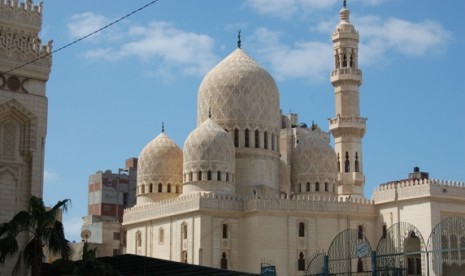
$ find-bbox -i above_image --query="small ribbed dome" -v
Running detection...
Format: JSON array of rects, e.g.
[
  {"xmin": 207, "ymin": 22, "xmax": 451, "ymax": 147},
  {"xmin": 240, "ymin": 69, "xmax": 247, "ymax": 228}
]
[
  {"xmin": 183, "ymin": 118, "xmax": 235, "ymax": 194},
  {"xmin": 184, "ymin": 118, "xmax": 234, "ymax": 174},
  {"xmin": 197, "ymin": 48, "xmax": 280, "ymax": 132},
  {"xmin": 292, "ymin": 131, "xmax": 337, "ymax": 194},
  {"xmin": 137, "ymin": 132, "xmax": 182, "ymax": 203}
]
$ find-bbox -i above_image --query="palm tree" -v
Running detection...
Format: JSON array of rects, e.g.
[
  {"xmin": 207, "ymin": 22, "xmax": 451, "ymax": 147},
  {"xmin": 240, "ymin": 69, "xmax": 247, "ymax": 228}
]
[{"xmin": 0, "ymin": 196, "xmax": 72, "ymax": 276}]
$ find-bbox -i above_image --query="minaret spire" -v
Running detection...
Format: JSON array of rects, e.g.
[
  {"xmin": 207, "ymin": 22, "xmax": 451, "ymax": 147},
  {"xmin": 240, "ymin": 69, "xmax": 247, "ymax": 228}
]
[
  {"xmin": 237, "ymin": 30, "xmax": 241, "ymax": 49},
  {"xmin": 162, "ymin": 122, "xmax": 165, "ymax": 133},
  {"xmin": 343, "ymin": 0, "xmax": 347, "ymax": 8},
  {"xmin": 329, "ymin": 4, "xmax": 366, "ymax": 199}
]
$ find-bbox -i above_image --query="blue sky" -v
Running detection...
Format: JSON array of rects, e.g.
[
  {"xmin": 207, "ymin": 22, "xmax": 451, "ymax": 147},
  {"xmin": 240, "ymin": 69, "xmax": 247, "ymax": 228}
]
[{"xmin": 38, "ymin": 0, "xmax": 465, "ymax": 242}]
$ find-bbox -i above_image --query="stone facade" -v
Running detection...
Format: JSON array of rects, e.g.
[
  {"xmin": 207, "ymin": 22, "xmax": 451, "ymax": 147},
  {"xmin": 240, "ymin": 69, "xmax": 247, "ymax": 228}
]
[{"xmin": 0, "ymin": 1, "xmax": 51, "ymax": 274}]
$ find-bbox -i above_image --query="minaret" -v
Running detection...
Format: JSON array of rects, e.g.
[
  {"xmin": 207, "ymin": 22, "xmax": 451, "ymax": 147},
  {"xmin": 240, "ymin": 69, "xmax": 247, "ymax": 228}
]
[{"xmin": 329, "ymin": 2, "xmax": 366, "ymax": 198}]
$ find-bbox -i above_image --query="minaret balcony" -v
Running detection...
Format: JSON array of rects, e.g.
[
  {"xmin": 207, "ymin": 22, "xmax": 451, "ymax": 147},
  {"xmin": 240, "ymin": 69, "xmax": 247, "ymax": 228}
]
[
  {"xmin": 338, "ymin": 172, "xmax": 365, "ymax": 186},
  {"xmin": 330, "ymin": 68, "xmax": 362, "ymax": 83},
  {"xmin": 330, "ymin": 116, "xmax": 366, "ymax": 129}
]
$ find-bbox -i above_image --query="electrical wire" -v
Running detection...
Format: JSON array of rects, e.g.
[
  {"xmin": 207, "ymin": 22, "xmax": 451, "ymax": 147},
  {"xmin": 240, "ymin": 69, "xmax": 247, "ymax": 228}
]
[{"xmin": 2, "ymin": 0, "xmax": 161, "ymax": 74}]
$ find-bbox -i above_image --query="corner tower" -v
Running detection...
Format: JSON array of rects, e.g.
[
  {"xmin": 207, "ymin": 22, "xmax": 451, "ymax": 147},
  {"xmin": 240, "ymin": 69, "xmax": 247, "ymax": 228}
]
[
  {"xmin": 329, "ymin": 3, "xmax": 366, "ymax": 198},
  {"xmin": 0, "ymin": 0, "xmax": 52, "ymax": 221}
]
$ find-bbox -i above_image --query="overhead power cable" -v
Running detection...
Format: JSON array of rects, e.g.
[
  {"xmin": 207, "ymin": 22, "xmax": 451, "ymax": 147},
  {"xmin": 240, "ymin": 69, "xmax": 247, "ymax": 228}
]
[{"xmin": 3, "ymin": 0, "xmax": 160, "ymax": 74}]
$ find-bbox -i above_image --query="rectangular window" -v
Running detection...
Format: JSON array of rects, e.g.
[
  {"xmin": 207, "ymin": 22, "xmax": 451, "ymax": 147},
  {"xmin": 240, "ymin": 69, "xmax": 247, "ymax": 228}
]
[
  {"xmin": 113, "ymin": 232, "xmax": 120, "ymax": 240},
  {"xmin": 222, "ymin": 224, "xmax": 228, "ymax": 239}
]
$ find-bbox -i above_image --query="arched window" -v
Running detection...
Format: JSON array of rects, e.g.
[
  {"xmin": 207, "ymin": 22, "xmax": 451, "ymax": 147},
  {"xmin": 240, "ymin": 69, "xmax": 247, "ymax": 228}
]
[
  {"xmin": 198, "ymin": 171, "xmax": 202, "ymax": 181},
  {"xmin": 306, "ymin": 182, "xmax": 310, "ymax": 192},
  {"xmin": 298, "ymin": 183, "xmax": 301, "ymax": 193},
  {"xmin": 324, "ymin": 182, "xmax": 328, "ymax": 192},
  {"xmin": 176, "ymin": 185, "xmax": 179, "ymax": 193},
  {"xmin": 299, "ymin": 222, "xmax": 305, "ymax": 237},
  {"xmin": 136, "ymin": 231, "xmax": 142, "ymax": 247},
  {"xmin": 315, "ymin": 182, "xmax": 320, "ymax": 192},
  {"xmin": 226, "ymin": 172, "xmax": 229, "ymax": 182},
  {"xmin": 149, "ymin": 184, "xmax": 153, "ymax": 193},
  {"xmin": 217, "ymin": 171, "xmax": 221, "ymax": 181},
  {"xmin": 358, "ymin": 225, "xmax": 364, "ymax": 239},
  {"xmin": 234, "ymin": 129, "xmax": 239, "ymax": 147},
  {"xmin": 342, "ymin": 54, "xmax": 347, "ymax": 67},
  {"xmin": 255, "ymin": 130, "xmax": 260, "ymax": 148},
  {"xmin": 222, "ymin": 224, "xmax": 228, "ymax": 239},
  {"xmin": 140, "ymin": 185, "xmax": 145, "ymax": 194},
  {"xmin": 208, "ymin": 170, "xmax": 212, "ymax": 180},
  {"xmin": 337, "ymin": 153, "xmax": 341, "ymax": 172},
  {"xmin": 189, "ymin": 172, "xmax": 193, "ymax": 182},
  {"xmin": 182, "ymin": 223, "xmax": 188, "ymax": 240},
  {"xmin": 245, "ymin": 129, "xmax": 249, "ymax": 148},
  {"xmin": 298, "ymin": 252, "xmax": 305, "ymax": 271},
  {"xmin": 345, "ymin": 151, "xmax": 350, "ymax": 172},
  {"xmin": 350, "ymin": 54, "xmax": 354, "ymax": 68},
  {"xmin": 271, "ymin": 133, "xmax": 275, "ymax": 150},
  {"xmin": 355, "ymin": 152, "xmax": 360, "ymax": 172},
  {"xmin": 221, "ymin": 252, "xmax": 228, "ymax": 269},
  {"xmin": 159, "ymin": 228, "xmax": 164, "ymax": 243},
  {"xmin": 167, "ymin": 184, "xmax": 171, "ymax": 193},
  {"xmin": 158, "ymin": 183, "xmax": 162, "ymax": 193},
  {"xmin": 264, "ymin": 131, "xmax": 268, "ymax": 149},
  {"xmin": 357, "ymin": 258, "xmax": 364, "ymax": 272}
]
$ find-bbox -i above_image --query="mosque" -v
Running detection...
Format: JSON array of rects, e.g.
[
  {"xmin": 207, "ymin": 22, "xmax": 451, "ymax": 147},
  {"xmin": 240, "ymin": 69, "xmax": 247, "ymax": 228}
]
[
  {"xmin": 0, "ymin": 0, "xmax": 464, "ymax": 275},
  {"xmin": 121, "ymin": 3, "xmax": 465, "ymax": 276}
]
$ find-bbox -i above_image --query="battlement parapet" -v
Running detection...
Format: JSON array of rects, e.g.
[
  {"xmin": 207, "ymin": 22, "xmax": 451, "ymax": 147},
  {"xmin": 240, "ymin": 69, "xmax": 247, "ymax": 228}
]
[
  {"xmin": 0, "ymin": 0, "xmax": 43, "ymax": 30},
  {"xmin": 123, "ymin": 192, "xmax": 377, "ymax": 224},
  {"xmin": 373, "ymin": 178, "xmax": 465, "ymax": 204}
]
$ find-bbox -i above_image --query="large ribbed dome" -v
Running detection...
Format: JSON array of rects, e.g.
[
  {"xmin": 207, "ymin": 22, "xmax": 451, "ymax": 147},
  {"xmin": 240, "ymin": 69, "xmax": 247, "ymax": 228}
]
[
  {"xmin": 292, "ymin": 131, "xmax": 337, "ymax": 194},
  {"xmin": 183, "ymin": 118, "xmax": 234, "ymax": 174},
  {"xmin": 197, "ymin": 48, "xmax": 280, "ymax": 132},
  {"xmin": 137, "ymin": 132, "xmax": 182, "ymax": 202}
]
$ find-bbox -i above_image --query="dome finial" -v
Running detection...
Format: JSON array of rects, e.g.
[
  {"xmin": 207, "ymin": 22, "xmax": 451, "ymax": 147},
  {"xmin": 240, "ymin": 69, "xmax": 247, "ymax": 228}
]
[
  {"xmin": 162, "ymin": 122, "xmax": 165, "ymax": 133},
  {"xmin": 343, "ymin": 0, "xmax": 347, "ymax": 8},
  {"xmin": 237, "ymin": 30, "xmax": 241, "ymax": 49}
]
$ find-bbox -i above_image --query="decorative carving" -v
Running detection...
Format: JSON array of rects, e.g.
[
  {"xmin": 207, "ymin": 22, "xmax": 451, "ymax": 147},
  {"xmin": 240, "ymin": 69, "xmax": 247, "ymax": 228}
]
[
  {"xmin": 6, "ymin": 76, "xmax": 20, "ymax": 91},
  {"xmin": 2, "ymin": 122, "xmax": 17, "ymax": 157}
]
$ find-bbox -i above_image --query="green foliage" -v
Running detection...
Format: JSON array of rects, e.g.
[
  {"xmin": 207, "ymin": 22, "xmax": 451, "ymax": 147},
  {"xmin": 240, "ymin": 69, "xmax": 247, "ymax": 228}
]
[{"xmin": 0, "ymin": 196, "xmax": 71, "ymax": 276}]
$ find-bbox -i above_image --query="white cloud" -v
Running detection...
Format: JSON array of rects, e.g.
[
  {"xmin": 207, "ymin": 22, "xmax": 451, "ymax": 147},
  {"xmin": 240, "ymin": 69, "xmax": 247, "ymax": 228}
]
[
  {"xmin": 44, "ymin": 169, "xmax": 59, "ymax": 184},
  {"xmin": 71, "ymin": 18, "xmax": 219, "ymax": 77},
  {"xmin": 246, "ymin": 0, "xmax": 338, "ymax": 18},
  {"xmin": 64, "ymin": 216, "xmax": 84, "ymax": 243},
  {"xmin": 252, "ymin": 27, "xmax": 332, "ymax": 81},
  {"xmin": 67, "ymin": 12, "xmax": 112, "ymax": 41}
]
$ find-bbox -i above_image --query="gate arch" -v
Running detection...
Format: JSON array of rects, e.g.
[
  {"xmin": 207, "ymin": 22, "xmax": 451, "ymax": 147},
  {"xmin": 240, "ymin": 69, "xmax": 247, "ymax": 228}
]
[
  {"xmin": 427, "ymin": 217, "xmax": 465, "ymax": 276},
  {"xmin": 327, "ymin": 228, "xmax": 373, "ymax": 274},
  {"xmin": 376, "ymin": 222, "xmax": 425, "ymax": 275},
  {"xmin": 305, "ymin": 251, "xmax": 325, "ymax": 275}
]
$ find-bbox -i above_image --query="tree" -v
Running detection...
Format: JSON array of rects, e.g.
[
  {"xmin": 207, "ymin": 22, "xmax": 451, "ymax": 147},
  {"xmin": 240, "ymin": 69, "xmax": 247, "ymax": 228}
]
[{"xmin": 0, "ymin": 196, "xmax": 72, "ymax": 276}]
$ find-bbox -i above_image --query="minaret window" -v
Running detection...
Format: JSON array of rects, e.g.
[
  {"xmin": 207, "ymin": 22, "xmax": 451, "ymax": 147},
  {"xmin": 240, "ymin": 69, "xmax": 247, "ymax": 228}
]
[
  {"xmin": 226, "ymin": 172, "xmax": 229, "ymax": 182},
  {"xmin": 355, "ymin": 152, "xmax": 360, "ymax": 172},
  {"xmin": 158, "ymin": 183, "xmax": 162, "ymax": 193},
  {"xmin": 245, "ymin": 129, "xmax": 249, "ymax": 147},
  {"xmin": 167, "ymin": 184, "xmax": 171, "ymax": 193},
  {"xmin": 324, "ymin": 182, "xmax": 328, "ymax": 192},
  {"xmin": 149, "ymin": 184, "xmax": 153, "ymax": 193},
  {"xmin": 271, "ymin": 133, "xmax": 275, "ymax": 150},
  {"xmin": 198, "ymin": 171, "xmax": 202, "ymax": 181},
  {"xmin": 176, "ymin": 185, "xmax": 179, "ymax": 193},
  {"xmin": 234, "ymin": 129, "xmax": 239, "ymax": 147},
  {"xmin": 382, "ymin": 224, "xmax": 387, "ymax": 239},
  {"xmin": 182, "ymin": 223, "xmax": 188, "ymax": 240},
  {"xmin": 350, "ymin": 54, "xmax": 353, "ymax": 68},
  {"xmin": 264, "ymin": 131, "xmax": 268, "ymax": 149},
  {"xmin": 337, "ymin": 153, "xmax": 341, "ymax": 172},
  {"xmin": 255, "ymin": 130, "xmax": 260, "ymax": 148},
  {"xmin": 222, "ymin": 224, "xmax": 228, "ymax": 239},
  {"xmin": 189, "ymin": 172, "xmax": 193, "ymax": 182},
  {"xmin": 345, "ymin": 152, "xmax": 350, "ymax": 172},
  {"xmin": 136, "ymin": 231, "xmax": 142, "ymax": 247},
  {"xmin": 342, "ymin": 54, "xmax": 347, "ymax": 67},
  {"xmin": 221, "ymin": 252, "xmax": 228, "ymax": 269},
  {"xmin": 217, "ymin": 171, "xmax": 221, "ymax": 181},
  {"xmin": 299, "ymin": 222, "xmax": 305, "ymax": 237},
  {"xmin": 315, "ymin": 182, "xmax": 320, "ymax": 192},
  {"xmin": 298, "ymin": 183, "xmax": 301, "ymax": 193},
  {"xmin": 306, "ymin": 182, "xmax": 310, "ymax": 192},
  {"xmin": 207, "ymin": 170, "xmax": 212, "ymax": 180}
]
